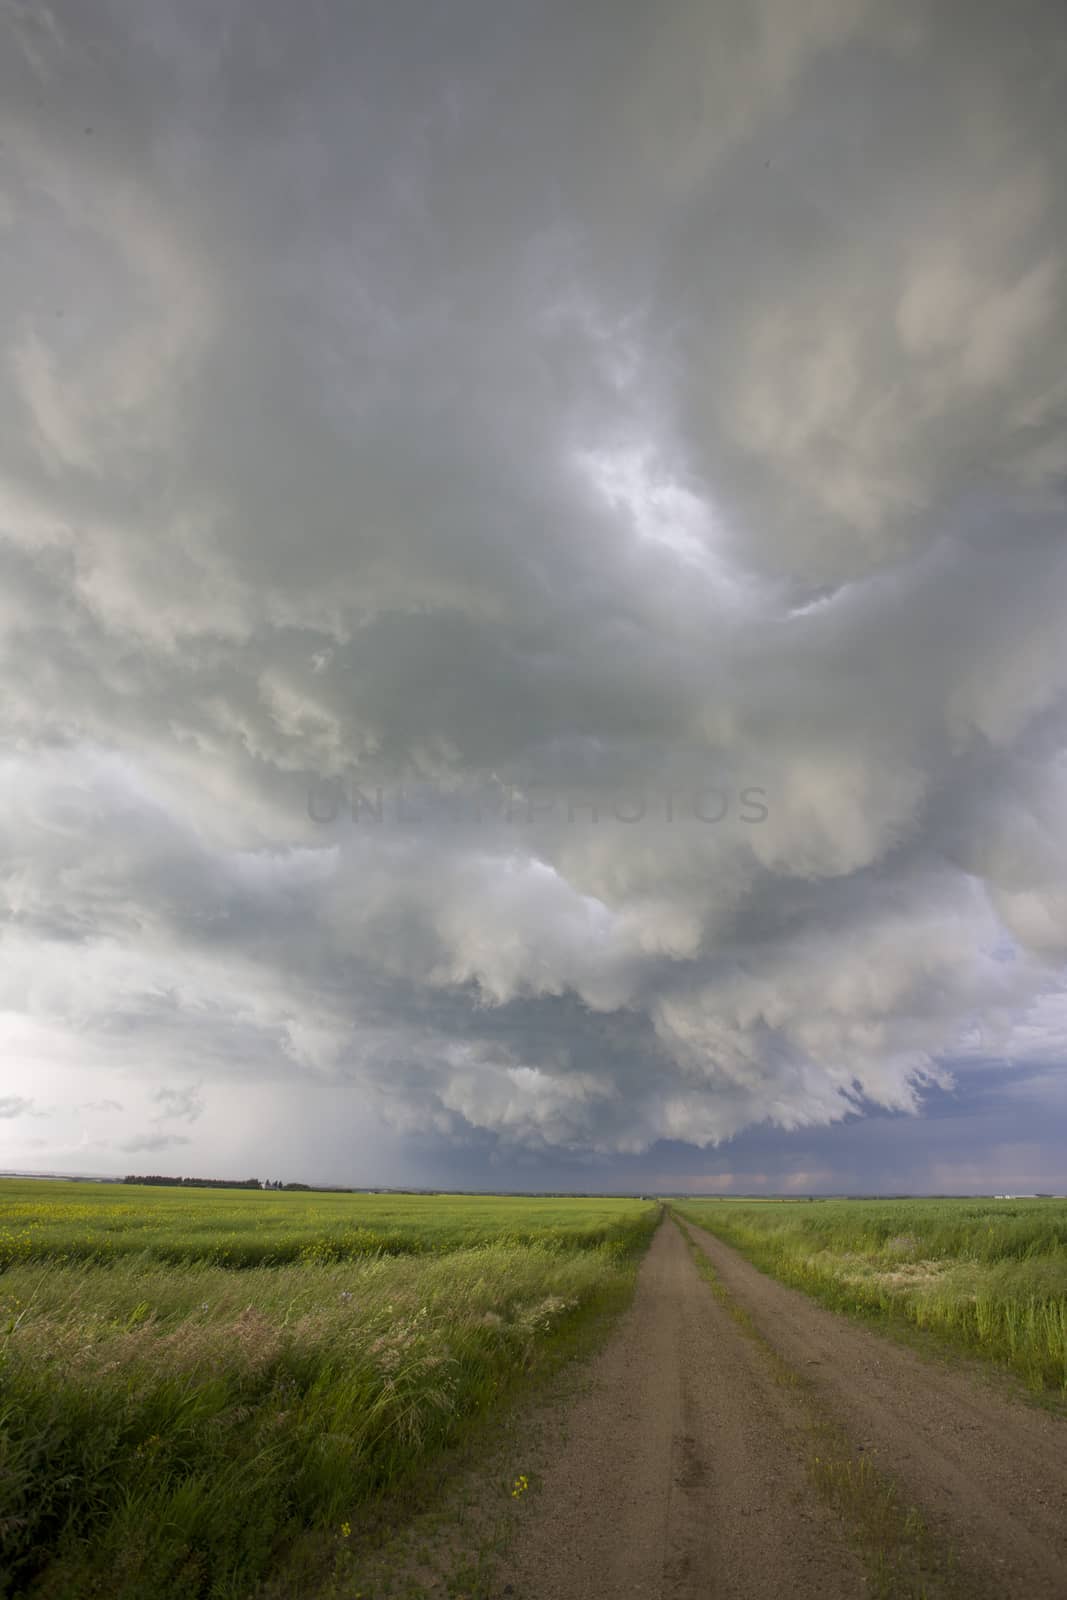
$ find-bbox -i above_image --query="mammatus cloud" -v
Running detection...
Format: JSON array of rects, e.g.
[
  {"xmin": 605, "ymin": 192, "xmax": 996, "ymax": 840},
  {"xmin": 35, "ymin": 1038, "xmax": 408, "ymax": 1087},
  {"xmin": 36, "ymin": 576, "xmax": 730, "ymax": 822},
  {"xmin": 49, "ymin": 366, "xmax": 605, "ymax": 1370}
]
[{"xmin": 1, "ymin": 1, "xmax": 1065, "ymax": 1180}]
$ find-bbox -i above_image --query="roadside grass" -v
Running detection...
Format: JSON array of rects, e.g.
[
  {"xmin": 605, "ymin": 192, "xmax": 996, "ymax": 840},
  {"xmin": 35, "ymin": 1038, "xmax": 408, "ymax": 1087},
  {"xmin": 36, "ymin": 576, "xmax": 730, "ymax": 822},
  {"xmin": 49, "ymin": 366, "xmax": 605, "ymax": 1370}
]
[
  {"xmin": 674, "ymin": 1197, "xmax": 1067, "ymax": 1395},
  {"xmin": 290, "ymin": 1257, "xmax": 639, "ymax": 1600},
  {"xmin": 0, "ymin": 1192, "xmax": 657, "ymax": 1600},
  {"xmin": 673, "ymin": 1215, "xmax": 972, "ymax": 1600}
]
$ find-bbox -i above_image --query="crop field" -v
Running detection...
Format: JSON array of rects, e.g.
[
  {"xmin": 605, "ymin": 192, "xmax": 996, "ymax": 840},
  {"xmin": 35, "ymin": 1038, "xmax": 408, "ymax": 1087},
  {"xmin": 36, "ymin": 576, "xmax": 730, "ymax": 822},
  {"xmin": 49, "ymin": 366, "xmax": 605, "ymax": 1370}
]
[
  {"xmin": 0, "ymin": 1181, "xmax": 651, "ymax": 1269},
  {"xmin": 674, "ymin": 1196, "xmax": 1067, "ymax": 1394},
  {"xmin": 0, "ymin": 1181, "xmax": 657, "ymax": 1600}
]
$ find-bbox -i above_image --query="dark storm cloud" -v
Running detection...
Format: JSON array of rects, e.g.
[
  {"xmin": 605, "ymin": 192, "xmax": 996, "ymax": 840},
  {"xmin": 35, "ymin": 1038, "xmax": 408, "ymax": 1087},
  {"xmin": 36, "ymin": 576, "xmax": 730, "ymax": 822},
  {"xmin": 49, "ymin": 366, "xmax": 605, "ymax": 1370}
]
[{"xmin": 1, "ymin": 0, "xmax": 1066, "ymax": 1182}]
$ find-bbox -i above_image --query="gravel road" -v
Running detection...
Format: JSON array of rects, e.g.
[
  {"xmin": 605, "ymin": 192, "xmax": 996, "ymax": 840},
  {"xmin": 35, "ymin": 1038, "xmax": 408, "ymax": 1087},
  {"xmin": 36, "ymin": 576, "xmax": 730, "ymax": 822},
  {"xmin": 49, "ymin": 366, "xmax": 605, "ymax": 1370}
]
[
  {"xmin": 497, "ymin": 1213, "xmax": 1067, "ymax": 1600},
  {"xmin": 685, "ymin": 1217, "xmax": 1067, "ymax": 1598}
]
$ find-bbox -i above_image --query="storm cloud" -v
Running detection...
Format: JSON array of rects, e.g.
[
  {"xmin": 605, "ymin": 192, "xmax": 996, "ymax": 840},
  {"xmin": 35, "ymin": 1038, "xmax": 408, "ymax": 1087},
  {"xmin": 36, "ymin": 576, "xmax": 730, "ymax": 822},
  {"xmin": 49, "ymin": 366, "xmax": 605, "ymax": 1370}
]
[{"xmin": 2, "ymin": 1, "xmax": 1066, "ymax": 1187}]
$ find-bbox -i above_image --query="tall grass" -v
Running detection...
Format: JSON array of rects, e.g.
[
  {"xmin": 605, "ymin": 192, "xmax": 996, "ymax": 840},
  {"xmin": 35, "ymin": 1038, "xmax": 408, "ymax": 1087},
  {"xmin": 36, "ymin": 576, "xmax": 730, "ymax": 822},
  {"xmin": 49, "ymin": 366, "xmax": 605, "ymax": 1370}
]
[
  {"xmin": 0, "ymin": 1191, "xmax": 657, "ymax": 1599},
  {"xmin": 675, "ymin": 1197, "xmax": 1067, "ymax": 1394}
]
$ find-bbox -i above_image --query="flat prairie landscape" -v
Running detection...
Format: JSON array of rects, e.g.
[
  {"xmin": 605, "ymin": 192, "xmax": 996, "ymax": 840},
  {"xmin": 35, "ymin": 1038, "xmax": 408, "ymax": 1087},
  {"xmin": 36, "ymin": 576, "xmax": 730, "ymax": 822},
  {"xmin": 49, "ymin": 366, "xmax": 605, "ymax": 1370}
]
[
  {"xmin": 2, "ymin": 1184, "xmax": 1066, "ymax": 1600},
  {"xmin": 0, "ymin": 1180, "xmax": 651, "ymax": 1268}
]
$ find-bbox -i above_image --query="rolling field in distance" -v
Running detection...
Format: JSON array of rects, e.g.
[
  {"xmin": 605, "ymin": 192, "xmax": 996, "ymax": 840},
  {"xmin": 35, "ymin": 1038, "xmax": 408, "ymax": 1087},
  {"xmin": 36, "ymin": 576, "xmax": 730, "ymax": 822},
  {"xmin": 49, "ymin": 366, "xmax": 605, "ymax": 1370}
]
[
  {"xmin": 675, "ymin": 1196, "xmax": 1067, "ymax": 1395},
  {"xmin": 0, "ymin": 1181, "xmax": 658, "ymax": 1600},
  {"xmin": 0, "ymin": 1180, "xmax": 651, "ymax": 1268}
]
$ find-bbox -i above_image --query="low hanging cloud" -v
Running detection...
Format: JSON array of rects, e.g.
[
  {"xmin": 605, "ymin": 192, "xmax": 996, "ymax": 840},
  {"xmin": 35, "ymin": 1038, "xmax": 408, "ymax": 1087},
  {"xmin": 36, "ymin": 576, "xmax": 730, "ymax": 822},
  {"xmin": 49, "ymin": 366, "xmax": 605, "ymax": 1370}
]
[
  {"xmin": 0, "ymin": 1097, "xmax": 35, "ymax": 1120},
  {"xmin": 119, "ymin": 1133, "xmax": 193, "ymax": 1156},
  {"xmin": 1, "ymin": 1, "xmax": 1066, "ymax": 1175},
  {"xmin": 153, "ymin": 1086, "xmax": 206, "ymax": 1125}
]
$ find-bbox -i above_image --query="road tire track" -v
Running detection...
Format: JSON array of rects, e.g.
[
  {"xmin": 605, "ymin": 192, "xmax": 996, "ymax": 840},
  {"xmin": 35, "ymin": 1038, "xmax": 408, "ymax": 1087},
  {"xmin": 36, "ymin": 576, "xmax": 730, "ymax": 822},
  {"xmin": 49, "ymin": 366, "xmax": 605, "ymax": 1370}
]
[{"xmin": 499, "ymin": 1218, "xmax": 866, "ymax": 1599}]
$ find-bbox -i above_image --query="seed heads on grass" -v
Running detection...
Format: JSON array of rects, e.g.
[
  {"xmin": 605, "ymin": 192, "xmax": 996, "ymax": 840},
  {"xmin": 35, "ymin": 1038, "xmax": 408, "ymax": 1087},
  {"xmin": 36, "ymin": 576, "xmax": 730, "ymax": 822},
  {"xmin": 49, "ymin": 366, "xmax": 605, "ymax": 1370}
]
[{"xmin": 0, "ymin": 1185, "xmax": 657, "ymax": 1600}]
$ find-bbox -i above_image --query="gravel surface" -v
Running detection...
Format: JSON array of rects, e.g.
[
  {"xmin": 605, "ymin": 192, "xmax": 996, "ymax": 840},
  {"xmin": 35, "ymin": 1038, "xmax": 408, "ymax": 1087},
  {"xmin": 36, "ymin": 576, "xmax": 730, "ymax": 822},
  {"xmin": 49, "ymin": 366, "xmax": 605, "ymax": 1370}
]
[
  {"xmin": 499, "ymin": 1215, "xmax": 1067, "ymax": 1599},
  {"xmin": 500, "ymin": 1218, "xmax": 866, "ymax": 1599},
  {"xmin": 684, "ymin": 1218, "xmax": 1067, "ymax": 1599}
]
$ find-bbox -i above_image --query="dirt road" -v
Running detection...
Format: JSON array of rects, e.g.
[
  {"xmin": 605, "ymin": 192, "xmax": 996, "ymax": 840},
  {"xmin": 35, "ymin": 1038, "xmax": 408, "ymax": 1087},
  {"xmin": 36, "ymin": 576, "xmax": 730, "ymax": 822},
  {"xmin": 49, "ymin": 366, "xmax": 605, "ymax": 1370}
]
[
  {"xmin": 498, "ymin": 1214, "xmax": 1067, "ymax": 1600},
  {"xmin": 686, "ymin": 1218, "xmax": 1067, "ymax": 1598},
  {"xmin": 500, "ymin": 1217, "xmax": 864, "ymax": 1599}
]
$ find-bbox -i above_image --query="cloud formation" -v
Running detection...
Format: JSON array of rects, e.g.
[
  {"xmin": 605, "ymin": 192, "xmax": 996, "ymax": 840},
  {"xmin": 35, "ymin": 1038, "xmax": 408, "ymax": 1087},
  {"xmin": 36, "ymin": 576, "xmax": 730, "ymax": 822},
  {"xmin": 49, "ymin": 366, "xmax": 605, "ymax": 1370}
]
[
  {"xmin": 1, "ymin": 1, "xmax": 1065, "ymax": 1182},
  {"xmin": 119, "ymin": 1133, "xmax": 193, "ymax": 1156},
  {"xmin": 0, "ymin": 1097, "xmax": 35, "ymax": 1120}
]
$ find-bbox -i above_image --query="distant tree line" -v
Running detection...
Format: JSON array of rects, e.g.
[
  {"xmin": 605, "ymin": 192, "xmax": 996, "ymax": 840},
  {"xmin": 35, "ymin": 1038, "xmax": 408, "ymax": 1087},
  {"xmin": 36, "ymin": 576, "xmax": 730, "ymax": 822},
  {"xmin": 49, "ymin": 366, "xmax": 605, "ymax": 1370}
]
[
  {"xmin": 122, "ymin": 1176, "xmax": 566, "ymax": 1195},
  {"xmin": 122, "ymin": 1175, "xmax": 264, "ymax": 1189},
  {"xmin": 120, "ymin": 1175, "xmax": 321, "ymax": 1191}
]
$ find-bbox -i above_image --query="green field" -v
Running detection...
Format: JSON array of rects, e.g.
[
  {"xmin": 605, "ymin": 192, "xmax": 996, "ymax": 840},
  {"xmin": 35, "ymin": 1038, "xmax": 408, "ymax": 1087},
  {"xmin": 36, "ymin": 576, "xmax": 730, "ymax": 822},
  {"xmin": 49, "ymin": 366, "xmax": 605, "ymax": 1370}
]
[
  {"xmin": 0, "ymin": 1181, "xmax": 657, "ymax": 1600},
  {"xmin": 0, "ymin": 1180, "xmax": 650, "ymax": 1269},
  {"xmin": 675, "ymin": 1196, "xmax": 1067, "ymax": 1394}
]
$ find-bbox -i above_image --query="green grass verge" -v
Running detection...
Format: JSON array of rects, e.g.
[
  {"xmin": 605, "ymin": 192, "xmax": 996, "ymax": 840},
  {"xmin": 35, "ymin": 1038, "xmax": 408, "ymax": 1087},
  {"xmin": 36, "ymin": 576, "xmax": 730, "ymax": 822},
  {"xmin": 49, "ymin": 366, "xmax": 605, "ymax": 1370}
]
[
  {"xmin": 0, "ymin": 1205, "xmax": 658, "ymax": 1599},
  {"xmin": 292, "ymin": 1251, "xmax": 645, "ymax": 1600}
]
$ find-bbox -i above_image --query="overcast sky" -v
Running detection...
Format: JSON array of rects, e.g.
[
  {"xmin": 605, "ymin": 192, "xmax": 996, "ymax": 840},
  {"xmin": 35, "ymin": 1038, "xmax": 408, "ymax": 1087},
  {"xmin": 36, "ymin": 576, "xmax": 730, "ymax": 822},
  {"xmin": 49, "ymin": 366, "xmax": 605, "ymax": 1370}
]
[{"xmin": 2, "ymin": 1, "xmax": 1066, "ymax": 1193}]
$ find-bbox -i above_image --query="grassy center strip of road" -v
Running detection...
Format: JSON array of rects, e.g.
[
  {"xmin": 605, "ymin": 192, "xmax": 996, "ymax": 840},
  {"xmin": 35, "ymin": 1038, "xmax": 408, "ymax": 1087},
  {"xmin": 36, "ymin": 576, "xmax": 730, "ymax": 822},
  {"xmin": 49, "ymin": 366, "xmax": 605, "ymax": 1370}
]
[{"xmin": 670, "ymin": 1212, "xmax": 976, "ymax": 1600}]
